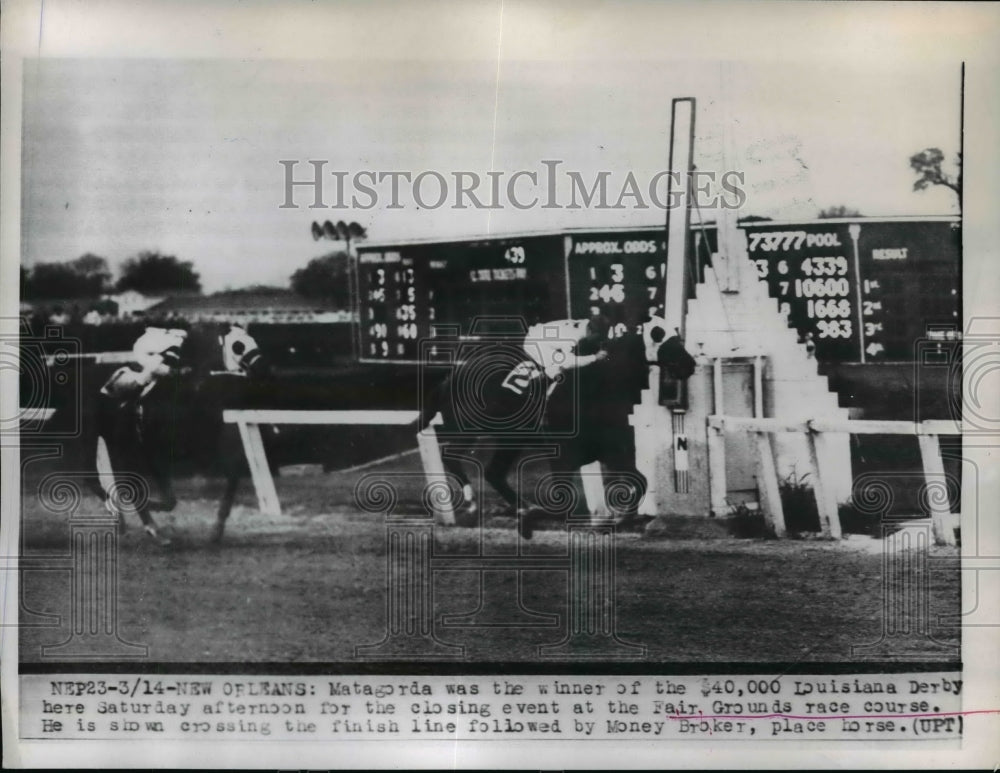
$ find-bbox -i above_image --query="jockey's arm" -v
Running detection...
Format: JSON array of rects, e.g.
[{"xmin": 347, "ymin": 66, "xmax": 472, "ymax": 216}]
[{"xmin": 543, "ymin": 348, "xmax": 607, "ymax": 379}]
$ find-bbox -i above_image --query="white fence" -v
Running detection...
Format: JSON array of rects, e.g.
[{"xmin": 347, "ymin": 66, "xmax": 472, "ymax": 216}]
[
  {"xmin": 707, "ymin": 415, "xmax": 961, "ymax": 545},
  {"xmin": 222, "ymin": 409, "xmax": 613, "ymax": 524},
  {"xmin": 221, "ymin": 409, "xmax": 462, "ymax": 523}
]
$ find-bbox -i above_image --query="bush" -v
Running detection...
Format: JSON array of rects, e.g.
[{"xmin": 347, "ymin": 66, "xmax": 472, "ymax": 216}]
[
  {"xmin": 727, "ymin": 500, "xmax": 775, "ymax": 539},
  {"xmin": 778, "ymin": 469, "xmax": 821, "ymax": 536}
]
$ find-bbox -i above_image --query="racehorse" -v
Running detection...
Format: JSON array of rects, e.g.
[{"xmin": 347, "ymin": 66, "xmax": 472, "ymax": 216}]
[
  {"xmin": 176, "ymin": 324, "xmax": 349, "ymax": 544},
  {"xmin": 82, "ymin": 327, "xmax": 188, "ymax": 545},
  {"xmin": 182, "ymin": 324, "xmax": 279, "ymax": 543},
  {"xmin": 416, "ymin": 315, "xmax": 695, "ymax": 537},
  {"xmin": 82, "ymin": 323, "xmax": 275, "ymax": 545}
]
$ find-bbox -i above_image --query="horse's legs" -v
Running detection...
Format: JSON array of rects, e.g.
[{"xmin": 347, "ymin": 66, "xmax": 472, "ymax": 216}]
[
  {"xmin": 102, "ymin": 424, "xmax": 171, "ymax": 545},
  {"xmin": 484, "ymin": 446, "xmax": 523, "ymax": 512},
  {"xmin": 145, "ymin": 453, "xmax": 178, "ymax": 513},
  {"xmin": 600, "ymin": 421, "xmax": 648, "ymax": 526},
  {"xmin": 440, "ymin": 443, "xmax": 476, "ymax": 516},
  {"xmin": 518, "ymin": 443, "xmax": 579, "ymax": 540},
  {"xmin": 211, "ymin": 426, "xmax": 246, "ymax": 544},
  {"xmin": 211, "ymin": 474, "xmax": 240, "ymax": 544}
]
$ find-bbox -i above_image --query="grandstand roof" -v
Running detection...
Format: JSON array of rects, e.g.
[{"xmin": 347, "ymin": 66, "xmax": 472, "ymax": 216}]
[{"xmin": 148, "ymin": 289, "xmax": 339, "ymax": 314}]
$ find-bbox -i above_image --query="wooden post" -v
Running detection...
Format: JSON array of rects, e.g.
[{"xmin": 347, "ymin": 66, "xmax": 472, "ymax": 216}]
[
  {"xmin": 707, "ymin": 424, "xmax": 727, "ymax": 516},
  {"xmin": 713, "ymin": 358, "xmax": 724, "ymax": 416},
  {"xmin": 416, "ymin": 417, "xmax": 455, "ymax": 525},
  {"xmin": 754, "ymin": 431, "xmax": 786, "ymax": 538},
  {"xmin": 663, "ymin": 97, "xmax": 695, "ymax": 338},
  {"xmin": 917, "ymin": 433, "xmax": 957, "ymax": 546},
  {"xmin": 753, "ymin": 356, "xmax": 764, "ymax": 418},
  {"xmin": 236, "ymin": 421, "xmax": 282, "ymax": 517},
  {"xmin": 806, "ymin": 429, "xmax": 843, "ymax": 539},
  {"xmin": 580, "ymin": 461, "xmax": 607, "ymax": 516}
]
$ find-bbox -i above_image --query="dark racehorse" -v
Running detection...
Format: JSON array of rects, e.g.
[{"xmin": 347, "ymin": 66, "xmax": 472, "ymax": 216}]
[
  {"xmin": 416, "ymin": 317, "xmax": 694, "ymax": 537},
  {"xmin": 180, "ymin": 324, "xmax": 280, "ymax": 543},
  {"xmin": 83, "ymin": 324, "xmax": 276, "ymax": 545},
  {"xmin": 175, "ymin": 324, "xmax": 360, "ymax": 543},
  {"xmin": 530, "ymin": 327, "xmax": 650, "ymax": 535}
]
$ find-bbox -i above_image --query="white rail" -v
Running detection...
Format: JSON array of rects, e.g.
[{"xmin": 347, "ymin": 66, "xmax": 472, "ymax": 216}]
[
  {"xmin": 222, "ymin": 409, "xmax": 453, "ymax": 523},
  {"xmin": 707, "ymin": 415, "xmax": 961, "ymax": 545},
  {"xmin": 17, "ymin": 407, "xmax": 57, "ymax": 423},
  {"xmin": 222, "ymin": 409, "xmax": 419, "ymax": 425}
]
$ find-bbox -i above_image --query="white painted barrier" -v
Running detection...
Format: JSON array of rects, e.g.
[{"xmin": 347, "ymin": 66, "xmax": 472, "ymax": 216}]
[
  {"xmin": 18, "ymin": 407, "xmax": 57, "ymax": 423},
  {"xmin": 221, "ymin": 409, "xmax": 459, "ymax": 524},
  {"xmin": 707, "ymin": 415, "xmax": 961, "ymax": 545},
  {"xmin": 221, "ymin": 409, "xmax": 611, "ymax": 525},
  {"xmin": 43, "ymin": 351, "xmax": 134, "ymax": 366}
]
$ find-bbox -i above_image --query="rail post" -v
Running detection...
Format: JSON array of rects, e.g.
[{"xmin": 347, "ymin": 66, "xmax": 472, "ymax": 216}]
[
  {"xmin": 235, "ymin": 420, "xmax": 282, "ymax": 517},
  {"xmin": 806, "ymin": 425, "xmax": 843, "ymax": 539},
  {"xmin": 753, "ymin": 430, "xmax": 786, "ymax": 538}
]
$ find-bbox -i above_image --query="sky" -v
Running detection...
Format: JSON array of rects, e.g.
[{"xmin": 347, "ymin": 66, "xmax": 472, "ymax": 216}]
[{"xmin": 15, "ymin": 5, "xmax": 969, "ymax": 293}]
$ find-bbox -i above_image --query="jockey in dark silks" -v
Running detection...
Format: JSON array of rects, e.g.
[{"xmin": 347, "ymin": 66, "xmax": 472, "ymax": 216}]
[
  {"xmin": 520, "ymin": 316, "xmax": 610, "ymax": 393},
  {"xmin": 417, "ymin": 315, "xmax": 611, "ymax": 520},
  {"xmin": 89, "ymin": 327, "xmax": 186, "ymax": 545}
]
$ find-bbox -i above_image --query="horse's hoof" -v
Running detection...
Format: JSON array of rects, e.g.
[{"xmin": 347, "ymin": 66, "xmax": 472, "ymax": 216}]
[
  {"xmin": 614, "ymin": 514, "xmax": 650, "ymax": 533},
  {"xmin": 144, "ymin": 526, "xmax": 172, "ymax": 547},
  {"xmin": 452, "ymin": 501, "xmax": 477, "ymax": 527},
  {"xmin": 209, "ymin": 525, "xmax": 225, "ymax": 545},
  {"xmin": 517, "ymin": 508, "xmax": 535, "ymax": 540}
]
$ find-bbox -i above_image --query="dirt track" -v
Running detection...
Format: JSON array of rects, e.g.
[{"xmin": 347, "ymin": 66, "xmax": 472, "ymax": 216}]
[{"xmin": 19, "ymin": 454, "xmax": 960, "ymax": 665}]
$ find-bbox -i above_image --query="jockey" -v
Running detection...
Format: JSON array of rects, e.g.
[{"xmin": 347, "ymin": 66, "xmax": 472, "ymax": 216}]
[
  {"xmin": 100, "ymin": 327, "xmax": 186, "ymax": 405},
  {"xmin": 94, "ymin": 327, "xmax": 186, "ymax": 544},
  {"xmin": 521, "ymin": 315, "xmax": 609, "ymax": 392}
]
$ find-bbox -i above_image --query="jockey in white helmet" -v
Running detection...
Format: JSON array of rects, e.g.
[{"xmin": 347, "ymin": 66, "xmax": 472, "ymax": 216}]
[
  {"xmin": 100, "ymin": 327, "xmax": 186, "ymax": 404},
  {"xmin": 94, "ymin": 327, "xmax": 186, "ymax": 544}
]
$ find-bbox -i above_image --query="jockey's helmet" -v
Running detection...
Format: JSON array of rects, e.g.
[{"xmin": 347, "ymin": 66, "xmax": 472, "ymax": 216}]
[{"xmin": 133, "ymin": 327, "xmax": 186, "ymax": 374}]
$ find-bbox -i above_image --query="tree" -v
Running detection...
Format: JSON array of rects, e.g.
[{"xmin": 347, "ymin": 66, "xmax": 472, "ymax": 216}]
[
  {"xmin": 22, "ymin": 254, "xmax": 112, "ymax": 299},
  {"xmin": 213, "ymin": 285, "xmax": 288, "ymax": 297},
  {"xmin": 817, "ymin": 205, "xmax": 862, "ymax": 219},
  {"xmin": 909, "ymin": 147, "xmax": 962, "ymax": 209},
  {"xmin": 290, "ymin": 251, "xmax": 351, "ymax": 307},
  {"xmin": 116, "ymin": 251, "xmax": 201, "ymax": 294},
  {"xmin": 72, "ymin": 253, "xmax": 112, "ymax": 291}
]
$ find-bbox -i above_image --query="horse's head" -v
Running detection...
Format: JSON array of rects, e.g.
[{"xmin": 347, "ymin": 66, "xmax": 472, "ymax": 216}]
[{"xmin": 219, "ymin": 324, "xmax": 267, "ymax": 377}]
